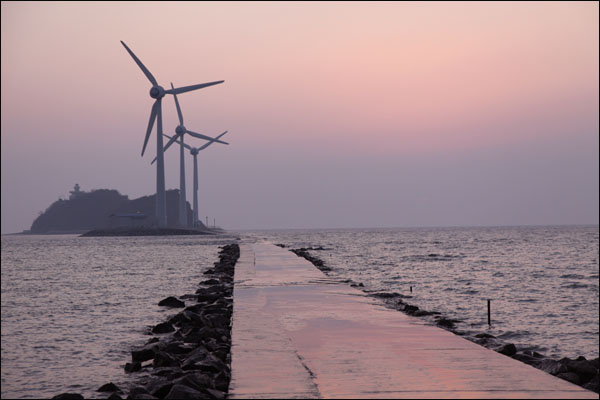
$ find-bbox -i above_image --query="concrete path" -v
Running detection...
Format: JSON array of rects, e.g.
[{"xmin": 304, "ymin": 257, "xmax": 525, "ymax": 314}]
[{"xmin": 229, "ymin": 242, "xmax": 597, "ymax": 399}]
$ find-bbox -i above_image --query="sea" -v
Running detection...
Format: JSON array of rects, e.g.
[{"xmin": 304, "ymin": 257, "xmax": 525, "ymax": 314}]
[{"xmin": 1, "ymin": 225, "xmax": 598, "ymax": 399}]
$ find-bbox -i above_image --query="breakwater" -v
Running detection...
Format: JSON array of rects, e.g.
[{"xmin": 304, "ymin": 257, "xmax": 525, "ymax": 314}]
[
  {"xmin": 52, "ymin": 243, "xmax": 239, "ymax": 400},
  {"xmin": 254, "ymin": 227, "xmax": 598, "ymax": 361},
  {"xmin": 288, "ymin": 245, "xmax": 599, "ymax": 394},
  {"xmin": 230, "ymin": 242, "xmax": 596, "ymax": 398}
]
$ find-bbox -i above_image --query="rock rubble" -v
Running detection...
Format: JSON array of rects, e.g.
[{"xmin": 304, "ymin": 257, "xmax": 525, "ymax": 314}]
[{"xmin": 54, "ymin": 243, "xmax": 239, "ymax": 400}]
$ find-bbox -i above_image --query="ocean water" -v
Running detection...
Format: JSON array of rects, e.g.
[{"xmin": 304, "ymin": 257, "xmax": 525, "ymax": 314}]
[
  {"xmin": 1, "ymin": 234, "xmax": 234, "ymax": 399},
  {"xmin": 1, "ymin": 226, "xmax": 598, "ymax": 399},
  {"xmin": 245, "ymin": 225, "xmax": 599, "ymax": 360}
]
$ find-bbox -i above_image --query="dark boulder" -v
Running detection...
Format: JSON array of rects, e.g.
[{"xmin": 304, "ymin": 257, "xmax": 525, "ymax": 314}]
[
  {"xmin": 436, "ymin": 317, "xmax": 457, "ymax": 329},
  {"xmin": 195, "ymin": 288, "xmax": 221, "ymax": 303},
  {"xmin": 403, "ymin": 305, "xmax": 419, "ymax": 314},
  {"xmin": 174, "ymin": 372, "xmax": 215, "ymax": 392},
  {"xmin": 413, "ymin": 310, "xmax": 434, "ymax": 317},
  {"xmin": 151, "ymin": 366, "xmax": 183, "ymax": 378},
  {"xmin": 511, "ymin": 353, "xmax": 539, "ymax": 366},
  {"xmin": 107, "ymin": 393, "xmax": 123, "ymax": 400},
  {"xmin": 498, "ymin": 343, "xmax": 517, "ymax": 356},
  {"xmin": 132, "ymin": 342, "xmax": 164, "ymax": 362},
  {"xmin": 125, "ymin": 362, "xmax": 142, "ymax": 372},
  {"xmin": 152, "ymin": 322, "xmax": 175, "ymax": 334},
  {"xmin": 206, "ymin": 388, "xmax": 226, "ymax": 399},
  {"xmin": 182, "ymin": 310, "xmax": 210, "ymax": 327},
  {"xmin": 582, "ymin": 375, "xmax": 599, "ymax": 393},
  {"xmin": 51, "ymin": 394, "xmax": 84, "ymax": 400},
  {"xmin": 539, "ymin": 359, "xmax": 569, "ymax": 376},
  {"xmin": 163, "ymin": 384, "xmax": 207, "ymax": 400},
  {"xmin": 158, "ymin": 296, "xmax": 185, "ymax": 308},
  {"xmin": 371, "ymin": 292, "xmax": 402, "ymax": 299},
  {"xmin": 165, "ymin": 341, "xmax": 196, "ymax": 355},
  {"xmin": 213, "ymin": 371, "xmax": 230, "ymax": 392},
  {"xmin": 153, "ymin": 351, "xmax": 180, "ymax": 368},
  {"xmin": 127, "ymin": 386, "xmax": 154, "ymax": 399},
  {"xmin": 128, "ymin": 394, "xmax": 158, "ymax": 400},
  {"xmin": 144, "ymin": 377, "xmax": 173, "ymax": 399},
  {"xmin": 168, "ymin": 312, "xmax": 190, "ymax": 327},
  {"xmin": 564, "ymin": 358, "xmax": 598, "ymax": 381},
  {"xmin": 556, "ymin": 372, "xmax": 581, "ymax": 385},
  {"xmin": 98, "ymin": 382, "xmax": 121, "ymax": 392}
]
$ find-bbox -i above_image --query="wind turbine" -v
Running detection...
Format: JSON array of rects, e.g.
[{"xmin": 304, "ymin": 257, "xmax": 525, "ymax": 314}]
[
  {"xmin": 161, "ymin": 132, "xmax": 228, "ymax": 229},
  {"xmin": 120, "ymin": 40, "xmax": 224, "ymax": 227},
  {"xmin": 162, "ymin": 83, "xmax": 229, "ymax": 227}
]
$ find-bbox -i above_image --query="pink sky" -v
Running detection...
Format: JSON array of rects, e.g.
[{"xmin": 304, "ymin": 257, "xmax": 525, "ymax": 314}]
[{"xmin": 1, "ymin": 2, "xmax": 598, "ymax": 232}]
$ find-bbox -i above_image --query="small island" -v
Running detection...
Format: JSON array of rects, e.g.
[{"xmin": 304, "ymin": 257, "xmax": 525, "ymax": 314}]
[{"xmin": 28, "ymin": 184, "xmax": 220, "ymax": 236}]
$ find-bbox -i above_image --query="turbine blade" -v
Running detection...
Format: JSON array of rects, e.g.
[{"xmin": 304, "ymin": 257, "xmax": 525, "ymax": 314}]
[
  {"xmin": 120, "ymin": 41, "xmax": 158, "ymax": 86},
  {"xmin": 162, "ymin": 133, "xmax": 180, "ymax": 154},
  {"xmin": 198, "ymin": 131, "xmax": 229, "ymax": 150},
  {"xmin": 216, "ymin": 130, "xmax": 229, "ymax": 140},
  {"xmin": 164, "ymin": 80, "xmax": 224, "ymax": 95},
  {"xmin": 170, "ymin": 83, "xmax": 184, "ymax": 126},
  {"xmin": 186, "ymin": 129, "xmax": 229, "ymax": 145},
  {"xmin": 142, "ymin": 100, "xmax": 159, "ymax": 156},
  {"xmin": 163, "ymin": 133, "xmax": 193, "ymax": 151}
]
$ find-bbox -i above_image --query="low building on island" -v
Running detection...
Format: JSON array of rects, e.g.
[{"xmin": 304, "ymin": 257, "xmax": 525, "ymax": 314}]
[{"xmin": 108, "ymin": 212, "xmax": 148, "ymax": 228}]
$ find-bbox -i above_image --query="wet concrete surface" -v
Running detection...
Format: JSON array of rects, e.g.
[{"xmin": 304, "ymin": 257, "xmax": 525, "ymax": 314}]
[{"xmin": 229, "ymin": 243, "xmax": 597, "ymax": 399}]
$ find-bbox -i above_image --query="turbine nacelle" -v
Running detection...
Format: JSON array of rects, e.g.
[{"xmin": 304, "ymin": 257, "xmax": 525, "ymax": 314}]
[
  {"xmin": 175, "ymin": 125, "xmax": 186, "ymax": 135},
  {"xmin": 149, "ymin": 85, "xmax": 165, "ymax": 99},
  {"xmin": 191, "ymin": 148, "xmax": 199, "ymax": 156}
]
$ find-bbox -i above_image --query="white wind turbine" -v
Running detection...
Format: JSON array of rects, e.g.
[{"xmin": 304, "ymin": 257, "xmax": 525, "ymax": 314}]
[
  {"xmin": 120, "ymin": 40, "xmax": 224, "ymax": 227},
  {"xmin": 160, "ymin": 132, "xmax": 228, "ymax": 229}
]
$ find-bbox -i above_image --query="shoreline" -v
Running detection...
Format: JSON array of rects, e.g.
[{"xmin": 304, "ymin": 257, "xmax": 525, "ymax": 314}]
[{"xmin": 285, "ymin": 245, "xmax": 599, "ymax": 394}]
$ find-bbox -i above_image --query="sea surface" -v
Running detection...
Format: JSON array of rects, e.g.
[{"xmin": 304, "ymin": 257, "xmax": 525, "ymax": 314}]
[
  {"xmin": 1, "ymin": 234, "xmax": 233, "ymax": 399},
  {"xmin": 1, "ymin": 225, "xmax": 598, "ymax": 399}
]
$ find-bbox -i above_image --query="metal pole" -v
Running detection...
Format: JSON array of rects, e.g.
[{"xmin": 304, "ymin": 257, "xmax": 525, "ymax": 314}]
[{"xmin": 487, "ymin": 299, "xmax": 491, "ymax": 326}]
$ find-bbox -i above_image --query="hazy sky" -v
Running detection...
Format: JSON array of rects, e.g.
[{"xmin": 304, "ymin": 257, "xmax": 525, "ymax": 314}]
[{"xmin": 1, "ymin": 1, "xmax": 598, "ymax": 233}]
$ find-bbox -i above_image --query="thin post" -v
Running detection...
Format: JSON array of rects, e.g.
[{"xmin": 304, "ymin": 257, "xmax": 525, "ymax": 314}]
[
  {"xmin": 410, "ymin": 286, "xmax": 412, "ymax": 293},
  {"xmin": 487, "ymin": 299, "xmax": 491, "ymax": 326}
]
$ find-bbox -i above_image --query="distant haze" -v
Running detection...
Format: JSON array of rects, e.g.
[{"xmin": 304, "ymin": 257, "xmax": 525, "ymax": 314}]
[{"xmin": 1, "ymin": 2, "xmax": 598, "ymax": 233}]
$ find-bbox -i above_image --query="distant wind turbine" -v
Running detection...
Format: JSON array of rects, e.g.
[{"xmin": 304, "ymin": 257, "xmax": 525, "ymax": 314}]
[
  {"xmin": 120, "ymin": 40, "xmax": 224, "ymax": 227},
  {"xmin": 162, "ymin": 83, "xmax": 229, "ymax": 227},
  {"xmin": 161, "ymin": 132, "xmax": 228, "ymax": 229}
]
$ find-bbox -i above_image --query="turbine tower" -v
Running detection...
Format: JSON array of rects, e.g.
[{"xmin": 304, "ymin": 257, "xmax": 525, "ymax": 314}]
[
  {"xmin": 164, "ymin": 83, "xmax": 229, "ymax": 227},
  {"xmin": 162, "ymin": 132, "xmax": 228, "ymax": 229},
  {"xmin": 120, "ymin": 41, "xmax": 224, "ymax": 227}
]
